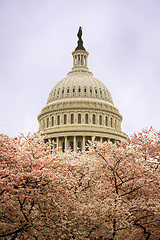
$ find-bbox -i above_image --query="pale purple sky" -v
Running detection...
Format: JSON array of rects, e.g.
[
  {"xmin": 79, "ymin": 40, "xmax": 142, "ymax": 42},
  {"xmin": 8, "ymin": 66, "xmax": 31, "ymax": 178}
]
[{"xmin": 0, "ymin": 0, "xmax": 160, "ymax": 137}]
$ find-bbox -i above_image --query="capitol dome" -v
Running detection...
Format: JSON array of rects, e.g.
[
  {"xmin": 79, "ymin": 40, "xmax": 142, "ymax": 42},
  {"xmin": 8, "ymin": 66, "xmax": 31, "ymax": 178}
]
[
  {"xmin": 38, "ymin": 27, "xmax": 127, "ymax": 152},
  {"xmin": 47, "ymin": 60, "xmax": 113, "ymax": 105}
]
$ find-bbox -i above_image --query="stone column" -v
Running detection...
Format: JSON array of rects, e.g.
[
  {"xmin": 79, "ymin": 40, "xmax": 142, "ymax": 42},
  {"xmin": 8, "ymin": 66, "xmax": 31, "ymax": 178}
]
[
  {"xmin": 112, "ymin": 117, "xmax": 115, "ymax": 129},
  {"xmin": 82, "ymin": 136, "xmax": 85, "ymax": 150},
  {"xmin": 85, "ymin": 56, "xmax": 87, "ymax": 67},
  {"xmin": 100, "ymin": 137, "xmax": 103, "ymax": 143},
  {"xmin": 74, "ymin": 136, "xmax": 76, "ymax": 152},
  {"xmin": 65, "ymin": 136, "xmax": 68, "ymax": 152},
  {"xmin": 73, "ymin": 56, "xmax": 75, "ymax": 66}
]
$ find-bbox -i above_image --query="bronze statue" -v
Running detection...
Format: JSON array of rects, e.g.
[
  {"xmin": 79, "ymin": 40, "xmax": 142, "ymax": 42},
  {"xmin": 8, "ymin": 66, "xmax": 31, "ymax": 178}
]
[
  {"xmin": 77, "ymin": 26, "xmax": 82, "ymax": 40},
  {"xmin": 75, "ymin": 26, "xmax": 86, "ymax": 51}
]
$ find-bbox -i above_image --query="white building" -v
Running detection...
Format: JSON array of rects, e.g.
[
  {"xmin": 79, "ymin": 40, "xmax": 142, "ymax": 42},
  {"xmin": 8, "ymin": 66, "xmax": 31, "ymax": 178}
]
[{"xmin": 38, "ymin": 28, "xmax": 127, "ymax": 151}]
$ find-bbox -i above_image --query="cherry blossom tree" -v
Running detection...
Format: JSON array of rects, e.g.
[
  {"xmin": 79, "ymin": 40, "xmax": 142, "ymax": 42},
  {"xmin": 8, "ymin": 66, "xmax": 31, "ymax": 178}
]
[
  {"xmin": 130, "ymin": 127, "xmax": 160, "ymax": 165},
  {"xmin": 0, "ymin": 129, "xmax": 159, "ymax": 239},
  {"xmin": 91, "ymin": 137, "xmax": 160, "ymax": 240}
]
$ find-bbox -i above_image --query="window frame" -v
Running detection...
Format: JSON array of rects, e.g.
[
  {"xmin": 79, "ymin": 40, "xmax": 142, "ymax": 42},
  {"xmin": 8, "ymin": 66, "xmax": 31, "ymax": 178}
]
[
  {"xmin": 92, "ymin": 114, "xmax": 96, "ymax": 124},
  {"xmin": 64, "ymin": 114, "xmax": 67, "ymax": 124},
  {"xmin": 57, "ymin": 115, "xmax": 60, "ymax": 125},
  {"xmin": 71, "ymin": 114, "xmax": 74, "ymax": 124},
  {"xmin": 47, "ymin": 117, "xmax": 49, "ymax": 128},
  {"xmin": 99, "ymin": 115, "xmax": 102, "ymax": 125},
  {"xmin": 78, "ymin": 113, "xmax": 81, "ymax": 124},
  {"xmin": 85, "ymin": 113, "xmax": 88, "ymax": 124}
]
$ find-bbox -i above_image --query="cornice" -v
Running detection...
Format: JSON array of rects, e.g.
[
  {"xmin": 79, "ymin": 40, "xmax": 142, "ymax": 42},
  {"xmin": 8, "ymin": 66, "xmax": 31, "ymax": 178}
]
[
  {"xmin": 40, "ymin": 124, "xmax": 127, "ymax": 137},
  {"xmin": 39, "ymin": 128, "xmax": 127, "ymax": 140}
]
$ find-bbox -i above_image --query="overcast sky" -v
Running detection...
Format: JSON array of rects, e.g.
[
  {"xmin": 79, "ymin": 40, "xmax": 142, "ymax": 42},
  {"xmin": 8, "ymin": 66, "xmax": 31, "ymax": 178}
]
[{"xmin": 0, "ymin": 0, "xmax": 160, "ymax": 137}]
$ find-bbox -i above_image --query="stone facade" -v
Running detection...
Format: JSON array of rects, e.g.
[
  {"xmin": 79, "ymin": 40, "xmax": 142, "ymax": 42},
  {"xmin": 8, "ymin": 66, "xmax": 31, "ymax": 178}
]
[{"xmin": 37, "ymin": 32, "xmax": 127, "ymax": 152}]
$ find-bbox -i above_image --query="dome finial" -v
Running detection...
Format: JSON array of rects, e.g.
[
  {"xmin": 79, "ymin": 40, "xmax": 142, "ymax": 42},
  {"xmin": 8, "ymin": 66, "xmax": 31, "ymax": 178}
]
[{"xmin": 75, "ymin": 26, "xmax": 86, "ymax": 51}]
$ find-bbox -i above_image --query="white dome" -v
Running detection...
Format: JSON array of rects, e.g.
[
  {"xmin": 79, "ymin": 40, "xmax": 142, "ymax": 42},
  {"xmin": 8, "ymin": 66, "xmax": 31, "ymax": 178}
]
[{"xmin": 47, "ymin": 71, "xmax": 113, "ymax": 105}]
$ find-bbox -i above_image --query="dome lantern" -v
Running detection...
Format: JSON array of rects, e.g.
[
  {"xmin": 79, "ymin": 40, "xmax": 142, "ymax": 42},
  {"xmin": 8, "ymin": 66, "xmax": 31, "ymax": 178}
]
[
  {"xmin": 71, "ymin": 27, "xmax": 89, "ymax": 72},
  {"xmin": 72, "ymin": 49, "xmax": 89, "ymax": 71}
]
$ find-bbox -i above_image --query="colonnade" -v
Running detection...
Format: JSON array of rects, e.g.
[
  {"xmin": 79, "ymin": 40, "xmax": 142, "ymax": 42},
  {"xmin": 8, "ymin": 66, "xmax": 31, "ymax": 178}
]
[
  {"xmin": 73, "ymin": 52, "xmax": 88, "ymax": 68},
  {"xmin": 50, "ymin": 135, "xmax": 116, "ymax": 152}
]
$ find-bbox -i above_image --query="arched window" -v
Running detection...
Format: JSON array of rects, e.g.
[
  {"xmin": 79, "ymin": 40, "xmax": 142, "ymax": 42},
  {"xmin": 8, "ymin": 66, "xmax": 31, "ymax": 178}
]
[
  {"xmin": 100, "ymin": 90, "xmax": 102, "ymax": 95},
  {"xmin": 57, "ymin": 115, "xmax": 60, "ymax": 125},
  {"xmin": 90, "ymin": 88, "xmax": 92, "ymax": 93},
  {"xmin": 78, "ymin": 87, "xmax": 81, "ymax": 93},
  {"xmin": 95, "ymin": 89, "xmax": 97, "ymax": 94},
  {"xmin": 78, "ymin": 114, "xmax": 81, "ymax": 124},
  {"xmin": 47, "ymin": 117, "xmax": 49, "ymax": 128},
  {"xmin": 64, "ymin": 114, "xmax": 67, "ymax": 124},
  {"xmin": 73, "ymin": 88, "xmax": 75, "ymax": 93},
  {"xmin": 99, "ymin": 115, "xmax": 102, "ymax": 125},
  {"xmin": 71, "ymin": 114, "xmax": 74, "ymax": 124},
  {"xmin": 105, "ymin": 116, "xmax": 108, "ymax": 126},
  {"xmin": 84, "ymin": 88, "xmax": 87, "ymax": 93},
  {"xmin": 111, "ymin": 117, "xmax": 113, "ymax": 128},
  {"xmin": 67, "ymin": 88, "xmax": 69, "ymax": 93},
  {"xmin": 85, "ymin": 114, "xmax": 88, "ymax": 124},
  {"xmin": 52, "ymin": 116, "xmax": 54, "ymax": 126},
  {"xmin": 92, "ymin": 114, "xmax": 96, "ymax": 124},
  {"xmin": 62, "ymin": 89, "xmax": 64, "ymax": 94}
]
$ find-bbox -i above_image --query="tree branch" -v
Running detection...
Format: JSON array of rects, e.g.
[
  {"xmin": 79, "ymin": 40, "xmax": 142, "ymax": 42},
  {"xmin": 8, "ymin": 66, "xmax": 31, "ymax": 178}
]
[
  {"xmin": 0, "ymin": 224, "xmax": 30, "ymax": 238},
  {"xmin": 134, "ymin": 222, "xmax": 151, "ymax": 240}
]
